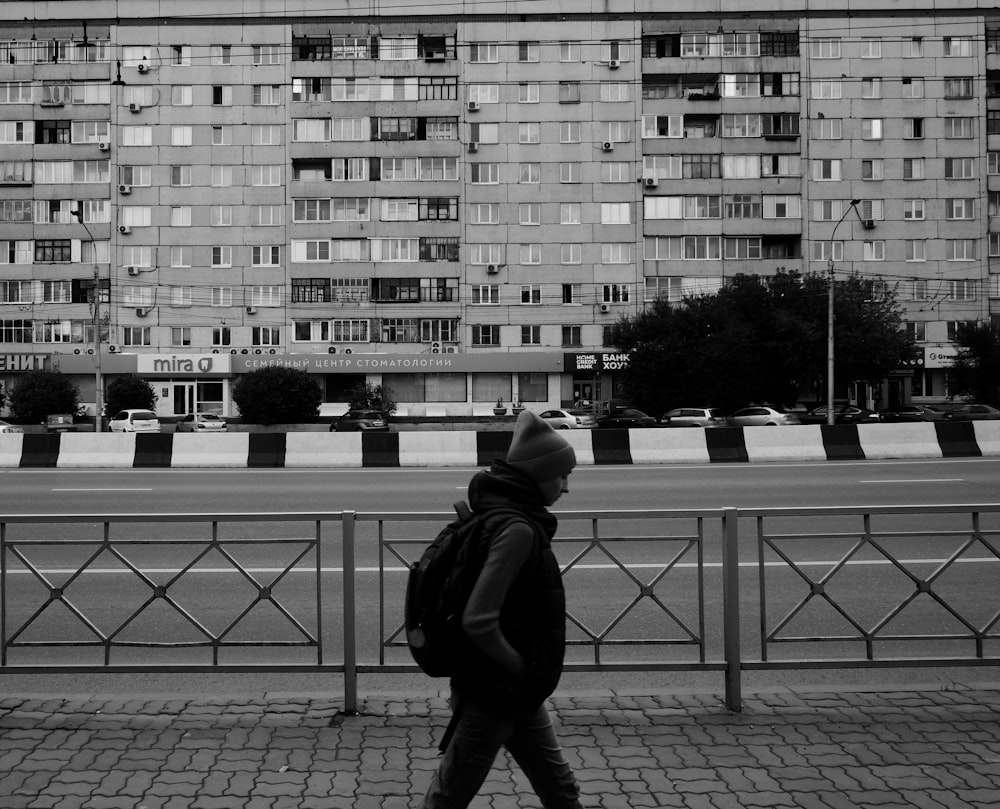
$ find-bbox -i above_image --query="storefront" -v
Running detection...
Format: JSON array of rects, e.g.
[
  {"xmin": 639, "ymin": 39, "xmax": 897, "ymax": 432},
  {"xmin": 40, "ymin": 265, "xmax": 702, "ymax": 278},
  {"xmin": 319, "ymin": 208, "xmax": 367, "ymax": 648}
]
[{"xmin": 562, "ymin": 351, "xmax": 632, "ymax": 411}]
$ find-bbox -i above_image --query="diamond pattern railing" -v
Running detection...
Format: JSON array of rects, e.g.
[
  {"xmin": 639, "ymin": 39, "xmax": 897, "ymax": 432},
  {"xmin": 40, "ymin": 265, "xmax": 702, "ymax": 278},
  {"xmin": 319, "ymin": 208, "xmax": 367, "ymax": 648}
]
[{"xmin": 748, "ymin": 505, "xmax": 1000, "ymax": 665}]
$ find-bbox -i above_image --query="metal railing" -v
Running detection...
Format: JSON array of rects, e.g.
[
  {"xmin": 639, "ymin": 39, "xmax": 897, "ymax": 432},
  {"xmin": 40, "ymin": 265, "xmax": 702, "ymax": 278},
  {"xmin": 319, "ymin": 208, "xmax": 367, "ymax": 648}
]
[{"xmin": 2, "ymin": 505, "xmax": 998, "ymax": 711}]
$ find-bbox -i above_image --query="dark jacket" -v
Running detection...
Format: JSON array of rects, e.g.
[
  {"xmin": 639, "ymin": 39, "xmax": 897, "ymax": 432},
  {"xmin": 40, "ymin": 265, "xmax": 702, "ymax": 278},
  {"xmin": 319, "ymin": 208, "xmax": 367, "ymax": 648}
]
[{"xmin": 451, "ymin": 461, "xmax": 567, "ymax": 716}]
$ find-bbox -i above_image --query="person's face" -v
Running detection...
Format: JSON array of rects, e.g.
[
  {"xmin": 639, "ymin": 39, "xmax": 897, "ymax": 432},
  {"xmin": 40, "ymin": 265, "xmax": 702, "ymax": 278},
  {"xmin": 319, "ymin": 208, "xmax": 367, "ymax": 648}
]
[{"xmin": 538, "ymin": 473, "xmax": 571, "ymax": 506}]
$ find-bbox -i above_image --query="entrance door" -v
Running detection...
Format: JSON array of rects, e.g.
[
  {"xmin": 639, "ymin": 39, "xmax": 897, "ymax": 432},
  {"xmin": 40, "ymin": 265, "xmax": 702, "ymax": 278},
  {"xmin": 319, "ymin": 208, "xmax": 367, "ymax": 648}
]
[{"xmin": 173, "ymin": 382, "xmax": 195, "ymax": 416}]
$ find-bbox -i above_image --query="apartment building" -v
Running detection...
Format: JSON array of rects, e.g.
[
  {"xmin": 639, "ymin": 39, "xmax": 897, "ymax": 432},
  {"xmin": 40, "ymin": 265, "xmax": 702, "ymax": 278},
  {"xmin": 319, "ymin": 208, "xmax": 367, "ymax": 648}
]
[{"xmin": 0, "ymin": 2, "xmax": 997, "ymax": 416}]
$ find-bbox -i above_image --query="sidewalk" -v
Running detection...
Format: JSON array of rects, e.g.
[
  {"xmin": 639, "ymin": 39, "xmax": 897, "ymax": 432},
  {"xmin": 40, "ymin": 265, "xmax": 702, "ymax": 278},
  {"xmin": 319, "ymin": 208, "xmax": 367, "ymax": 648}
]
[{"xmin": 1, "ymin": 683, "xmax": 998, "ymax": 809}]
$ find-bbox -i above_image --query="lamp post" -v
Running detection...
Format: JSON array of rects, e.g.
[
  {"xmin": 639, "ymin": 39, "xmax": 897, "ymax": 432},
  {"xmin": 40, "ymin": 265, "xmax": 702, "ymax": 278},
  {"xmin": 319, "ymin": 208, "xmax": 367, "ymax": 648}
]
[
  {"xmin": 826, "ymin": 199, "xmax": 867, "ymax": 426},
  {"xmin": 72, "ymin": 209, "xmax": 104, "ymax": 432}
]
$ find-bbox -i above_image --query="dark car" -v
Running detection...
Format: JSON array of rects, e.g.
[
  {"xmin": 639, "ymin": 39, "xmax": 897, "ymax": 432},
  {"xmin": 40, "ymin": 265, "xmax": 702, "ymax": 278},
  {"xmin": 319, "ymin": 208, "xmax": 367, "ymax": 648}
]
[
  {"xmin": 879, "ymin": 404, "xmax": 945, "ymax": 423},
  {"xmin": 798, "ymin": 405, "xmax": 880, "ymax": 425},
  {"xmin": 45, "ymin": 413, "xmax": 79, "ymax": 433},
  {"xmin": 942, "ymin": 403, "xmax": 1000, "ymax": 421},
  {"xmin": 331, "ymin": 409, "xmax": 390, "ymax": 432},
  {"xmin": 597, "ymin": 407, "xmax": 657, "ymax": 429}
]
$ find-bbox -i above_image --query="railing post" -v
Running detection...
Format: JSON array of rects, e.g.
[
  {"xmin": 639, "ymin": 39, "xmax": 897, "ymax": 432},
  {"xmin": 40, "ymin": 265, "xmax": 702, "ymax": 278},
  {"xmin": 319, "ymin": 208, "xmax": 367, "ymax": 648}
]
[
  {"xmin": 342, "ymin": 510, "xmax": 358, "ymax": 713},
  {"xmin": 721, "ymin": 507, "xmax": 742, "ymax": 711}
]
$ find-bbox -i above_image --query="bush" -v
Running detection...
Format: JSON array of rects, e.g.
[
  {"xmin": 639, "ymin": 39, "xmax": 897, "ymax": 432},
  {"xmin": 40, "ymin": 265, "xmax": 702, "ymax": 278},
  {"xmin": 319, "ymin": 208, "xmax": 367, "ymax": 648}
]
[
  {"xmin": 104, "ymin": 374, "xmax": 157, "ymax": 417},
  {"xmin": 231, "ymin": 366, "xmax": 322, "ymax": 425},
  {"xmin": 345, "ymin": 381, "xmax": 397, "ymax": 416},
  {"xmin": 8, "ymin": 371, "xmax": 81, "ymax": 423}
]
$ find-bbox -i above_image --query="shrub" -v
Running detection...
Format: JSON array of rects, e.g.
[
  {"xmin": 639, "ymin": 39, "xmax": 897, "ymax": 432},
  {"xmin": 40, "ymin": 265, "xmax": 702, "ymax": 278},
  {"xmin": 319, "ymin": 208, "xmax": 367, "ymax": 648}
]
[
  {"xmin": 104, "ymin": 374, "xmax": 157, "ymax": 417},
  {"xmin": 8, "ymin": 371, "xmax": 82, "ymax": 423},
  {"xmin": 345, "ymin": 381, "xmax": 397, "ymax": 416},
  {"xmin": 231, "ymin": 366, "xmax": 322, "ymax": 425}
]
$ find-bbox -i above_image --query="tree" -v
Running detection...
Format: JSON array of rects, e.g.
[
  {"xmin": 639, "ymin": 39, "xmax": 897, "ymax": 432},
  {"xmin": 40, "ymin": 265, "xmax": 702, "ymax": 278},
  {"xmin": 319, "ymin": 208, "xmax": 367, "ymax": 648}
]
[
  {"xmin": 949, "ymin": 322, "xmax": 1000, "ymax": 406},
  {"xmin": 345, "ymin": 381, "xmax": 397, "ymax": 416},
  {"xmin": 7, "ymin": 370, "xmax": 82, "ymax": 423},
  {"xmin": 104, "ymin": 374, "xmax": 157, "ymax": 417},
  {"xmin": 231, "ymin": 366, "xmax": 323, "ymax": 425},
  {"xmin": 610, "ymin": 271, "xmax": 917, "ymax": 415}
]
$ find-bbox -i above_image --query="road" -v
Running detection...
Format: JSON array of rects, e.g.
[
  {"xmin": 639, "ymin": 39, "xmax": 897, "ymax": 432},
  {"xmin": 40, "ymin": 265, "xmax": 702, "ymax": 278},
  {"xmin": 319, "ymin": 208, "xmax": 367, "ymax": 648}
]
[{"xmin": 1, "ymin": 457, "xmax": 998, "ymax": 695}]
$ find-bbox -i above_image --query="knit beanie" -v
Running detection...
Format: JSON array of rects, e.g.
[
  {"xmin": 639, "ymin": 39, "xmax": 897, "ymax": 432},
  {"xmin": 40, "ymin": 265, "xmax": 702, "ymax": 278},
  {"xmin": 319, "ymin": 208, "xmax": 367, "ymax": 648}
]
[{"xmin": 505, "ymin": 410, "xmax": 577, "ymax": 484}]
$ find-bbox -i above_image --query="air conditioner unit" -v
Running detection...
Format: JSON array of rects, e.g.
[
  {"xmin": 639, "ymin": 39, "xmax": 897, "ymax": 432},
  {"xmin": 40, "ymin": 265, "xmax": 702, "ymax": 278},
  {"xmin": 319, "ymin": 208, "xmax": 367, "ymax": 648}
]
[
  {"xmin": 467, "ymin": 100, "xmax": 480, "ymax": 112},
  {"xmin": 126, "ymin": 266, "xmax": 139, "ymax": 276},
  {"xmin": 241, "ymin": 348, "xmax": 249, "ymax": 354},
  {"xmin": 600, "ymin": 303, "xmax": 611, "ymax": 314},
  {"xmin": 486, "ymin": 264, "xmax": 499, "ymax": 274},
  {"xmin": 862, "ymin": 218, "xmax": 875, "ymax": 229},
  {"xmin": 246, "ymin": 306, "xmax": 257, "ymax": 315},
  {"xmin": 328, "ymin": 345, "xmax": 338, "ymax": 354},
  {"xmin": 602, "ymin": 141, "xmax": 614, "ymax": 152},
  {"xmin": 212, "ymin": 349, "xmax": 220, "ymax": 354},
  {"xmin": 254, "ymin": 349, "xmax": 262, "ymax": 354},
  {"xmin": 644, "ymin": 177, "xmax": 658, "ymax": 188},
  {"xmin": 98, "ymin": 142, "xmax": 110, "ymax": 152},
  {"xmin": 608, "ymin": 59, "xmax": 621, "ymax": 70},
  {"xmin": 135, "ymin": 308, "xmax": 147, "ymax": 317},
  {"xmin": 128, "ymin": 102, "xmax": 142, "ymax": 113},
  {"xmin": 137, "ymin": 62, "xmax": 149, "ymax": 73},
  {"xmin": 230, "ymin": 349, "xmax": 238, "ymax": 354},
  {"xmin": 431, "ymin": 341, "xmax": 442, "ymax": 353},
  {"xmin": 343, "ymin": 348, "xmax": 353, "ymax": 354},
  {"xmin": 443, "ymin": 346, "xmax": 458, "ymax": 354},
  {"xmin": 467, "ymin": 141, "xmax": 479, "ymax": 153},
  {"xmin": 73, "ymin": 348, "xmax": 82, "ymax": 355},
  {"xmin": 107, "ymin": 344, "xmax": 120, "ymax": 353},
  {"xmin": 118, "ymin": 225, "xmax": 131, "ymax": 234},
  {"xmin": 269, "ymin": 348, "xmax": 277, "ymax": 354},
  {"xmin": 118, "ymin": 184, "xmax": 132, "ymax": 195}
]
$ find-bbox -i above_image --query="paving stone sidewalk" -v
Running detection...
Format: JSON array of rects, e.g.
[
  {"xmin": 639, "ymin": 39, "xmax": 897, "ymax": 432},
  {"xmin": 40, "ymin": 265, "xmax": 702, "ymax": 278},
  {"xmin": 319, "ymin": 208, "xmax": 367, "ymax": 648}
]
[{"xmin": 1, "ymin": 683, "xmax": 998, "ymax": 809}]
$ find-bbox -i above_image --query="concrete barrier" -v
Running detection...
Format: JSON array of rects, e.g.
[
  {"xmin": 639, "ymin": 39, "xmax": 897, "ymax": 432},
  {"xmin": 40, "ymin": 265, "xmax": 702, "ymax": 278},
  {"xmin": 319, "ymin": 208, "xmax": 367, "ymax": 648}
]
[
  {"xmin": 399, "ymin": 431, "xmax": 477, "ymax": 467},
  {"xmin": 283, "ymin": 432, "xmax": 363, "ymax": 468},
  {"xmin": 629, "ymin": 428, "xmax": 711, "ymax": 464},
  {"xmin": 973, "ymin": 421, "xmax": 1000, "ymax": 456},
  {"xmin": 743, "ymin": 425, "xmax": 826, "ymax": 463},
  {"xmin": 170, "ymin": 433, "xmax": 251, "ymax": 467},
  {"xmin": 857, "ymin": 423, "xmax": 942, "ymax": 460},
  {"xmin": 0, "ymin": 434, "xmax": 22, "ymax": 468},
  {"xmin": 57, "ymin": 432, "xmax": 137, "ymax": 468}
]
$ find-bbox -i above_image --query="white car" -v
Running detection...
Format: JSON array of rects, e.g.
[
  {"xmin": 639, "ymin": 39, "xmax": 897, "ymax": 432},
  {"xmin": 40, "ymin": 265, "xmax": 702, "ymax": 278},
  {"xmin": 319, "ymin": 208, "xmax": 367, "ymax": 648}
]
[
  {"xmin": 175, "ymin": 413, "xmax": 228, "ymax": 432},
  {"xmin": 538, "ymin": 409, "xmax": 598, "ymax": 429},
  {"xmin": 0, "ymin": 419, "xmax": 23, "ymax": 434},
  {"xmin": 108, "ymin": 409, "xmax": 160, "ymax": 433}
]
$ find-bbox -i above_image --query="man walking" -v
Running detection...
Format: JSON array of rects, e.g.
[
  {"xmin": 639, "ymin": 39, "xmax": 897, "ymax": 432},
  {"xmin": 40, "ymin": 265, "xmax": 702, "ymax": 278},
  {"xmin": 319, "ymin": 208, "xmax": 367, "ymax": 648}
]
[{"xmin": 420, "ymin": 409, "xmax": 583, "ymax": 809}]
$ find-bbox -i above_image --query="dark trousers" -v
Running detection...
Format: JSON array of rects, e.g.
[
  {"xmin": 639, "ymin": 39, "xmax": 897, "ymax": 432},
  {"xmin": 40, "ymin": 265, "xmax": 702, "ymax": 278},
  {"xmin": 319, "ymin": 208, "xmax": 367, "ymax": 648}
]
[{"xmin": 421, "ymin": 696, "xmax": 583, "ymax": 809}]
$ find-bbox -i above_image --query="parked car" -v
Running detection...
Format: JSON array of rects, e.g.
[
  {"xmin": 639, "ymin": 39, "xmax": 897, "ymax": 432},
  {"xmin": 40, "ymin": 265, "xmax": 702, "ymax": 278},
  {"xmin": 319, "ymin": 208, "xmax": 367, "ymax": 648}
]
[
  {"xmin": 539, "ymin": 409, "xmax": 598, "ymax": 430},
  {"xmin": 331, "ymin": 409, "xmax": 390, "ymax": 432},
  {"xmin": 799, "ymin": 405, "xmax": 881, "ymax": 425},
  {"xmin": 726, "ymin": 405, "xmax": 801, "ymax": 427},
  {"xmin": 596, "ymin": 407, "xmax": 658, "ymax": 429},
  {"xmin": 108, "ymin": 409, "xmax": 160, "ymax": 433},
  {"xmin": 660, "ymin": 407, "xmax": 724, "ymax": 428},
  {"xmin": 942, "ymin": 403, "xmax": 1000, "ymax": 421},
  {"xmin": 45, "ymin": 413, "xmax": 79, "ymax": 433},
  {"xmin": 175, "ymin": 412, "xmax": 228, "ymax": 432},
  {"xmin": 879, "ymin": 404, "xmax": 946, "ymax": 423},
  {"xmin": 0, "ymin": 419, "xmax": 23, "ymax": 434}
]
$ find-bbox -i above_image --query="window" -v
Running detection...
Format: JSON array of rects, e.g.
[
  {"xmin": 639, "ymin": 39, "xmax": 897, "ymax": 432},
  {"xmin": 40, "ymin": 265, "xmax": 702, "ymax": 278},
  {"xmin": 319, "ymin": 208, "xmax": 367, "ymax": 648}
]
[
  {"xmin": 863, "ymin": 241, "xmax": 885, "ymax": 261},
  {"xmin": 171, "ymin": 327, "xmax": 192, "ymax": 347},
  {"xmin": 559, "ymin": 122, "xmax": 582, "ymax": 143},
  {"xmin": 906, "ymin": 240, "xmax": 926, "ymax": 263},
  {"xmin": 946, "ymin": 199, "xmax": 976, "ymax": 220},
  {"xmin": 121, "ymin": 126, "xmax": 152, "ymax": 146},
  {"xmin": 468, "ymin": 42, "xmax": 499, "ymax": 63},
  {"xmin": 903, "ymin": 158, "xmax": 925, "ymax": 180},
  {"xmin": 907, "ymin": 37, "xmax": 923, "ymax": 58},
  {"xmin": 560, "ymin": 203, "xmax": 581, "ymax": 225},
  {"xmin": 212, "ymin": 327, "xmax": 231, "ymax": 347},
  {"xmin": 170, "ymin": 206, "xmax": 191, "ymax": 227},
  {"xmin": 945, "ymin": 118, "xmax": 974, "ymax": 139},
  {"xmin": 211, "ymin": 246, "xmax": 232, "ymax": 268},
  {"xmin": 562, "ymin": 284, "xmax": 581, "ymax": 304},
  {"xmin": 521, "ymin": 325, "xmax": 540, "ymax": 346},
  {"xmin": 812, "ymin": 159, "xmax": 841, "ymax": 181},
  {"xmin": 468, "ymin": 84, "xmax": 498, "ymax": 104},
  {"xmin": 171, "ymin": 85, "xmax": 193, "ymax": 106},
  {"xmin": 471, "ymin": 325, "xmax": 500, "ymax": 347},
  {"xmin": 560, "ymin": 244, "xmax": 582, "ymax": 264},
  {"xmin": 518, "ymin": 123, "xmax": 540, "ymax": 144},
  {"xmin": 949, "ymin": 280, "xmax": 976, "ymax": 301},
  {"xmin": 520, "ymin": 285, "xmax": 541, "ymax": 305},
  {"xmin": 470, "ymin": 163, "xmax": 500, "ymax": 184},
  {"xmin": 906, "ymin": 322, "xmax": 926, "ymax": 342},
  {"xmin": 763, "ymin": 195, "xmax": 801, "ymax": 219},
  {"xmin": 252, "ymin": 246, "xmax": 280, "ymax": 266},
  {"xmin": 212, "ymin": 166, "xmax": 233, "ymax": 187},
  {"xmin": 212, "ymin": 126, "xmax": 231, "ymax": 146},
  {"xmin": 171, "ymin": 45, "xmax": 191, "ymax": 66},
  {"xmin": 519, "ymin": 203, "xmax": 540, "ymax": 225},
  {"xmin": 811, "ymin": 80, "xmax": 842, "ymax": 99},
  {"xmin": 253, "ymin": 85, "xmax": 281, "ymax": 105},
  {"xmin": 862, "ymin": 159, "xmax": 884, "ymax": 180},
  {"xmin": 904, "ymin": 118, "xmax": 924, "ymax": 139},
  {"xmin": 944, "ymin": 36, "xmax": 974, "ymax": 57},
  {"xmin": 518, "ymin": 41, "xmax": 539, "ymax": 62},
  {"xmin": 602, "ymin": 243, "xmax": 631, "ymax": 264},
  {"xmin": 945, "ymin": 157, "xmax": 976, "ymax": 178},
  {"xmin": 601, "ymin": 82, "xmax": 630, "ymax": 102},
  {"xmin": 211, "ymin": 287, "xmax": 232, "ymax": 307},
  {"xmin": 861, "ymin": 38, "xmax": 881, "ymax": 58},
  {"xmin": 812, "ymin": 119, "xmax": 842, "ymax": 140},
  {"xmin": 810, "ymin": 38, "xmax": 841, "ymax": 59},
  {"xmin": 171, "ymin": 126, "xmax": 193, "ymax": 146},
  {"xmin": 519, "ymin": 83, "xmax": 539, "ymax": 103},
  {"xmin": 559, "ymin": 82, "xmax": 581, "ymax": 104},
  {"xmin": 519, "ymin": 163, "xmax": 540, "ymax": 184},
  {"xmin": 901, "ymin": 77, "xmax": 924, "ymax": 98},
  {"xmin": 251, "ymin": 44, "xmax": 280, "ymax": 65},
  {"xmin": 947, "ymin": 239, "xmax": 976, "ymax": 261},
  {"xmin": 520, "ymin": 244, "xmax": 541, "ymax": 264},
  {"xmin": 944, "ymin": 77, "xmax": 974, "ymax": 98},
  {"xmin": 903, "ymin": 199, "xmax": 925, "ymax": 220},
  {"xmin": 603, "ymin": 284, "xmax": 630, "ymax": 303},
  {"xmin": 601, "ymin": 203, "xmax": 631, "ymax": 224},
  {"xmin": 861, "ymin": 78, "xmax": 881, "ymax": 98},
  {"xmin": 559, "ymin": 41, "xmax": 579, "ymax": 62},
  {"xmin": 561, "ymin": 326, "xmax": 582, "ymax": 347},
  {"xmin": 861, "ymin": 118, "xmax": 882, "ymax": 140},
  {"xmin": 470, "ymin": 203, "xmax": 500, "ymax": 224},
  {"xmin": 560, "ymin": 163, "xmax": 581, "ymax": 183}
]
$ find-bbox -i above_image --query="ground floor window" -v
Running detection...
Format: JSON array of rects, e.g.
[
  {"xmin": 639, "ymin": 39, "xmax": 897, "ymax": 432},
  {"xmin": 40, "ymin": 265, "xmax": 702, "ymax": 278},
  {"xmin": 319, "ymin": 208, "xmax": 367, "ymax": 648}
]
[
  {"xmin": 472, "ymin": 372, "xmax": 511, "ymax": 403},
  {"xmin": 517, "ymin": 372, "xmax": 547, "ymax": 401},
  {"xmin": 390, "ymin": 372, "xmax": 467, "ymax": 402}
]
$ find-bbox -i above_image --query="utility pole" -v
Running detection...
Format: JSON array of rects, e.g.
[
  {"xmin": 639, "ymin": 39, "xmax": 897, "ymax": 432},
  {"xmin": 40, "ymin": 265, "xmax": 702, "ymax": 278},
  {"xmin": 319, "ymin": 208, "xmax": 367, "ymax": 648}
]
[{"xmin": 73, "ymin": 209, "xmax": 104, "ymax": 432}]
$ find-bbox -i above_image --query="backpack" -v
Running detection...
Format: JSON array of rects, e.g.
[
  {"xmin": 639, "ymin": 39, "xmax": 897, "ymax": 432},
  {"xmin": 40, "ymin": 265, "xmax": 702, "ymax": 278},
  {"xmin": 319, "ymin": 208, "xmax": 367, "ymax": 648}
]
[{"xmin": 405, "ymin": 501, "xmax": 524, "ymax": 678}]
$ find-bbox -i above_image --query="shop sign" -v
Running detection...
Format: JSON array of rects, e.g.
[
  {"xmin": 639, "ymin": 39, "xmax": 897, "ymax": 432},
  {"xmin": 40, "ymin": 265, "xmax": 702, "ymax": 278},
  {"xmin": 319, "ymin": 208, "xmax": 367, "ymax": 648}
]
[
  {"xmin": 0, "ymin": 354, "xmax": 47, "ymax": 372},
  {"xmin": 232, "ymin": 352, "xmax": 564, "ymax": 373},
  {"xmin": 137, "ymin": 354, "xmax": 231, "ymax": 376},
  {"xmin": 924, "ymin": 347, "xmax": 959, "ymax": 369},
  {"xmin": 566, "ymin": 352, "xmax": 632, "ymax": 372}
]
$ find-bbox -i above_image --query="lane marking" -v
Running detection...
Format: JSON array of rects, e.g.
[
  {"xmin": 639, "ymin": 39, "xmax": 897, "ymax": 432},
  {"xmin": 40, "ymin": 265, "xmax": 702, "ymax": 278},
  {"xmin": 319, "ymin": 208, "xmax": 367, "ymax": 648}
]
[
  {"xmin": 52, "ymin": 488, "xmax": 154, "ymax": 492},
  {"xmin": 859, "ymin": 479, "xmax": 965, "ymax": 484}
]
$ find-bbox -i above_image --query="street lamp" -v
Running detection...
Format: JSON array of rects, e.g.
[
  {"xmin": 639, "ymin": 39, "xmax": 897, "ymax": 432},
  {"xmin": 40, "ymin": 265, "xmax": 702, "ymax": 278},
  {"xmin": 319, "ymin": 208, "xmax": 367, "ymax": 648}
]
[
  {"xmin": 826, "ymin": 199, "xmax": 873, "ymax": 425},
  {"xmin": 72, "ymin": 209, "xmax": 104, "ymax": 432}
]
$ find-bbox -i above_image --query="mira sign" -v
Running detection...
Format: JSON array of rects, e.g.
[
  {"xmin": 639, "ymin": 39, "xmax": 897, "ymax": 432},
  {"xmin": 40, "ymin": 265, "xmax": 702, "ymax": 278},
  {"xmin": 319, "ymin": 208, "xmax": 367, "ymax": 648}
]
[{"xmin": 0, "ymin": 354, "xmax": 47, "ymax": 372}]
